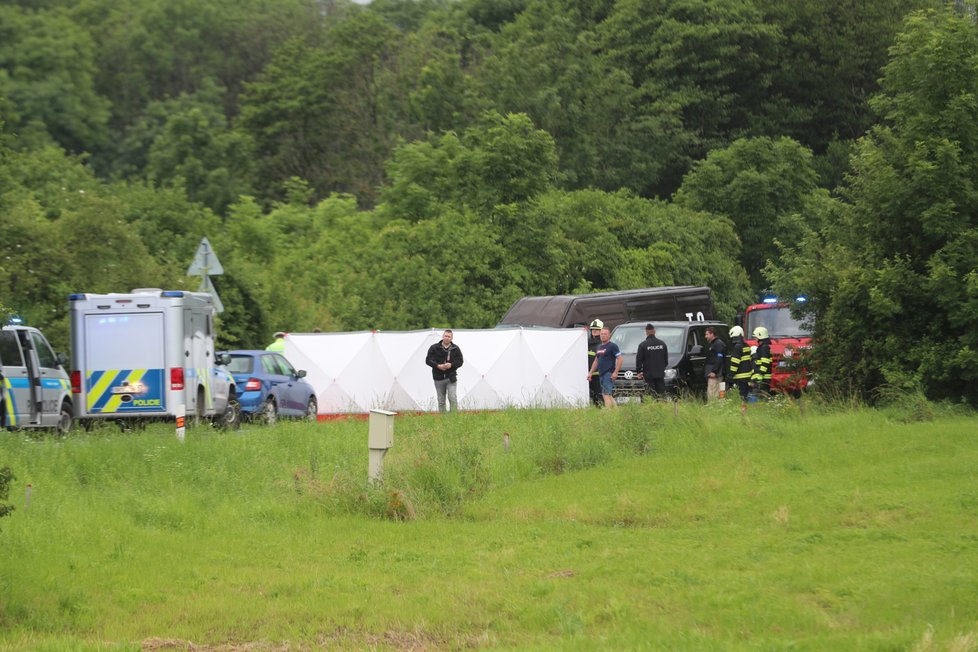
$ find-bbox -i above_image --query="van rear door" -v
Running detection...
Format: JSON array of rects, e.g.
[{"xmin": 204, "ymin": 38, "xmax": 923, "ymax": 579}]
[{"xmin": 82, "ymin": 313, "xmax": 167, "ymax": 415}]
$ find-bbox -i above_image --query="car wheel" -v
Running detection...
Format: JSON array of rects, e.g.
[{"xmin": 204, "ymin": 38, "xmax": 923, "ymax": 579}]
[
  {"xmin": 216, "ymin": 396, "xmax": 242, "ymax": 431},
  {"xmin": 304, "ymin": 396, "xmax": 318, "ymax": 421},
  {"xmin": 261, "ymin": 398, "xmax": 277, "ymax": 426},
  {"xmin": 55, "ymin": 401, "xmax": 73, "ymax": 435}
]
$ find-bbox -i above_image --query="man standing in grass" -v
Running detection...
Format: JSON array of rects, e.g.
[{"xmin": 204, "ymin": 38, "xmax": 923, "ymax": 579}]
[
  {"xmin": 426, "ymin": 329, "xmax": 463, "ymax": 413},
  {"xmin": 587, "ymin": 326, "xmax": 622, "ymax": 409},
  {"xmin": 704, "ymin": 326, "xmax": 726, "ymax": 401},
  {"xmin": 635, "ymin": 323, "xmax": 668, "ymax": 400},
  {"xmin": 728, "ymin": 325, "xmax": 753, "ymax": 404}
]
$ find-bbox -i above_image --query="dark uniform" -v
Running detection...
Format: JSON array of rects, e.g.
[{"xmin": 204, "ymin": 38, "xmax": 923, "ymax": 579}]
[
  {"xmin": 752, "ymin": 338, "xmax": 773, "ymax": 397},
  {"xmin": 635, "ymin": 330, "xmax": 668, "ymax": 399},
  {"xmin": 587, "ymin": 327, "xmax": 603, "ymax": 406},
  {"xmin": 704, "ymin": 336, "xmax": 726, "ymax": 400},
  {"xmin": 728, "ymin": 335, "xmax": 753, "ymax": 402}
]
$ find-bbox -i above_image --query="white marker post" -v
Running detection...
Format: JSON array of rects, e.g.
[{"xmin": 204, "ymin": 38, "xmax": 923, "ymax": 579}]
[
  {"xmin": 368, "ymin": 409, "xmax": 395, "ymax": 484},
  {"xmin": 175, "ymin": 404, "xmax": 186, "ymax": 441}
]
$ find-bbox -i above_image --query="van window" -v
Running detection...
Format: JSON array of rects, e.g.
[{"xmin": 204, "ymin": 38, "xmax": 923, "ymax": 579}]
[
  {"xmin": 0, "ymin": 331, "xmax": 24, "ymax": 367},
  {"xmin": 30, "ymin": 332, "xmax": 58, "ymax": 368}
]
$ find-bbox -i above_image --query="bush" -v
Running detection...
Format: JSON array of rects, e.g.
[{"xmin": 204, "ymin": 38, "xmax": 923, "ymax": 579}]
[{"xmin": 0, "ymin": 466, "xmax": 14, "ymax": 522}]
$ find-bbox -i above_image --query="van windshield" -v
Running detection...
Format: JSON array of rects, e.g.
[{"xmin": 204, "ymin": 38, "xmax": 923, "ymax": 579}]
[{"xmin": 611, "ymin": 325, "xmax": 684, "ymax": 354}]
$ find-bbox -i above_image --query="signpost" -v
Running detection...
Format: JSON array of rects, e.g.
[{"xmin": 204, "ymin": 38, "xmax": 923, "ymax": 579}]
[{"xmin": 187, "ymin": 237, "xmax": 224, "ymax": 313}]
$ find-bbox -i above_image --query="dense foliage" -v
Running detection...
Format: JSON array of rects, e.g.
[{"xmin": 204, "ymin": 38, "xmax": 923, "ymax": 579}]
[{"xmin": 1, "ymin": 0, "xmax": 976, "ymax": 405}]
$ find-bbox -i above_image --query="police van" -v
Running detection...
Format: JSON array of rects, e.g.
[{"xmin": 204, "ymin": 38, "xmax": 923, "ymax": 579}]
[
  {"xmin": 1, "ymin": 323, "xmax": 74, "ymax": 433},
  {"xmin": 68, "ymin": 289, "xmax": 239, "ymax": 429}
]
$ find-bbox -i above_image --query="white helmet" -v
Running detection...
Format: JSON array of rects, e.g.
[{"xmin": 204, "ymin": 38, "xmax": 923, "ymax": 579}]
[
  {"xmin": 753, "ymin": 326, "xmax": 769, "ymax": 340},
  {"xmin": 589, "ymin": 319, "xmax": 604, "ymax": 329},
  {"xmin": 729, "ymin": 325, "xmax": 744, "ymax": 338}
]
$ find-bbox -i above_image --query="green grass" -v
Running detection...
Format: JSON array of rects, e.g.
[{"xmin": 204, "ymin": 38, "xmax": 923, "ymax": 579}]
[{"xmin": 0, "ymin": 397, "xmax": 976, "ymax": 650}]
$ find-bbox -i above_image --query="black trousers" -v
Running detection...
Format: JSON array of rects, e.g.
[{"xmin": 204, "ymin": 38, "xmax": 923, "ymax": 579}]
[
  {"xmin": 589, "ymin": 376, "xmax": 603, "ymax": 406},
  {"xmin": 644, "ymin": 378, "xmax": 666, "ymax": 399}
]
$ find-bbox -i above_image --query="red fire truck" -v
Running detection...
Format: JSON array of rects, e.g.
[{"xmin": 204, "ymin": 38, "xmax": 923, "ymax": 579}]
[{"xmin": 741, "ymin": 297, "xmax": 812, "ymax": 394}]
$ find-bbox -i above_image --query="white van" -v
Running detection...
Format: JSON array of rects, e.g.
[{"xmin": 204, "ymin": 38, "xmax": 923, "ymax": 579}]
[
  {"xmin": 68, "ymin": 289, "xmax": 239, "ymax": 429},
  {"xmin": 1, "ymin": 324, "xmax": 73, "ymax": 433}
]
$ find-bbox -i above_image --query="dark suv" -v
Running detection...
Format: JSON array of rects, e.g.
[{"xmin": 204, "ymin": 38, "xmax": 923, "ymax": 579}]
[{"xmin": 610, "ymin": 321, "xmax": 729, "ymax": 401}]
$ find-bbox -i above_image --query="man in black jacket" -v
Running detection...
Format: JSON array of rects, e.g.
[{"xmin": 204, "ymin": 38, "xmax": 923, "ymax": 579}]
[
  {"xmin": 704, "ymin": 325, "xmax": 726, "ymax": 401},
  {"xmin": 636, "ymin": 324, "xmax": 668, "ymax": 400},
  {"xmin": 425, "ymin": 329, "xmax": 464, "ymax": 413}
]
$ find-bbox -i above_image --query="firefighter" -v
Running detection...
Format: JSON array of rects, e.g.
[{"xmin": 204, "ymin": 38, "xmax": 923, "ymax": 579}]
[
  {"xmin": 751, "ymin": 326, "xmax": 773, "ymax": 397},
  {"xmin": 587, "ymin": 319, "xmax": 604, "ymax": 406},
  {"xmin": 728, "ymin": 326, "xmax": 753, "ymax": 403}
]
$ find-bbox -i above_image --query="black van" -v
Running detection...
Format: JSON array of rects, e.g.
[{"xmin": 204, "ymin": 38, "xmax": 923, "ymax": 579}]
[
  {"xmin": 497, "ymin": 286, "xmax": 715, "ymax": 331},
  {"xmin": 609, "ymin": 320, "xmax": 729, "ymax": 401}
]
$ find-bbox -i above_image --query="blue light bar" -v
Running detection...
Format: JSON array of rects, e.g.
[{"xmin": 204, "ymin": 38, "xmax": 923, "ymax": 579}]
[
  {"xmin": 68, "ymin": 294, "xmax": 86, "ymax": 301},
  {"xmin": 795, "ymin": 296, "xmax": 808, "ymax": 303},
  {"xmin": 161, "ymin": 291, "xmax": 185, "ymax": 297},
  {"xmin": 8, "ymin": 315, "xmax": 23, "ymax": 325},
  {"xmin": 762, "ymin": 297, "xmax": 778, "ymax": 304}
]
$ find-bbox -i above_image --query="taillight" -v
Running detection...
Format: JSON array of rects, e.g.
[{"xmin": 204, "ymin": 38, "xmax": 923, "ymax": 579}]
[
  {"xmin": 170, "ymin": 367, "xmax": 185, "ymax": 390},
  {"xmin": 71, "ymin": 370, "xmax": 81, "ymax": 394},
  {"xmin": 245, "ymin": 378, "xmax": 261, "ymax": 392}
]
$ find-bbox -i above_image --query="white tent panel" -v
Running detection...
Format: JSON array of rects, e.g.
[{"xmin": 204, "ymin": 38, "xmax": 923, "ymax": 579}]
[{"xmin": 287, "ymin": 327, "xmax": 589, "ymax": 414}]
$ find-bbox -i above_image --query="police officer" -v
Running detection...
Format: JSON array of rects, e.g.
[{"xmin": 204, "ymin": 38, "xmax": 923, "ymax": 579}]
[
  {"xmin": 728, "ymin": 326, "xmax": 753, "ymax": 403},
  {"xmin": 751, "ymin": 326, "xmax": 773, "ymax": 397},
  {"xmin": 635, "ymin": 323, "xmax": 668, "ymax": 399},
  {"xmin": 587, "ymin": 319, "xmax": 604, "ymax": 406}
]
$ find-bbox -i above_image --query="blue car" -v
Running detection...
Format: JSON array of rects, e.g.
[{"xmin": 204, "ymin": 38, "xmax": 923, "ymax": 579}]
[{"xmin": 220, "ymin": 350, "xmax": 317, "ymax": 424}]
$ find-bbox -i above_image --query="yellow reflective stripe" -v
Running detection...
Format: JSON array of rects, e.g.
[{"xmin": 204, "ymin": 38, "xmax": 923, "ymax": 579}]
[
  {"xmin": 87, "ymin": 370, "xmax": 120, "ymax": 411},
  {"xmin": 101, "ymin": 370, "xmax": 148, "ymax": 413},
  {"xmin": 199, "ymin": 368, "xmax": 213, "ymax": 408},
  {"xmin": 3, "ymin": 377, "xmax": 15, "ymax": 426}
]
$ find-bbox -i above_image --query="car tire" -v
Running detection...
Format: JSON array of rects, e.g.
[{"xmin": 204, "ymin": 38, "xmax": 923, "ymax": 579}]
[
  {"xmin": 216, "ymin": 395, "xmax": 242, "ymax": 431},
  {"xmin": 261, "ymin": 398, "xmax": 277, "ymax": 426},
  {"xmin": 55, "ymin": 401, "xmax": 73, "ymax": 435},
  {"xmin": 304, "ymin": 396, "xmax": 318, "ymax": 421}
]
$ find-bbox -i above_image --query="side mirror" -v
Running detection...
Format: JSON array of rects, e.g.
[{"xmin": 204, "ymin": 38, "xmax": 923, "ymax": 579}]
[
  {"xmin": 56, "ymin": 352, "xmax": 69, "ymax": 368},
  {"xmin": 297, "ymin": 369, "xmax": 307, "ymax": 378},
  {"xmin": 688, "ymin": 344, "xmax": 703, "ymax": 355},
  {"xmin": 218, "ymin": 353, "xmax": 231, "ymax": 365}
]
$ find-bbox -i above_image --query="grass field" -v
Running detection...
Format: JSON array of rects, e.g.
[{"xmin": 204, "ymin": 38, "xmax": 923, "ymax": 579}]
[{"xmin": 0, "ymin": 396, "xmax": 976, "ymax": 650}]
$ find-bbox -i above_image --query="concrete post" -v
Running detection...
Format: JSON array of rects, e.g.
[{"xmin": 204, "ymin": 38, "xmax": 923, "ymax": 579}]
[{"xmin": 368, "ymin": 409, "xmax": 395, "ymax": 484}]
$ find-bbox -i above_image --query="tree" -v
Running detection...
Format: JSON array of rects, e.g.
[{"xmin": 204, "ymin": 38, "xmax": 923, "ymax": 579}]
[
  {"xmin": 673, "ymin": 136, "xmax": 821, "ymax": 293},
  {"xmin": 239, "ymin": 8, "xmax": 402, "ymax": 206},
  {"xmin": 109, "ymin": 82, "xmax": 256, "ymax": 215},
  {"xmin": 470, "ymin": 0, "xmax": 651, "ymax": 193},
  {"xmin": 0, "ymin": 5, "xmax": 109, "ymax": 153},
  {"xmin": 598, "ymin": 0, "xmax": 782, "ymax": 196},
  {"xmin": 770, "ymin": 7, "xmax": 978, "ymax": 405}
]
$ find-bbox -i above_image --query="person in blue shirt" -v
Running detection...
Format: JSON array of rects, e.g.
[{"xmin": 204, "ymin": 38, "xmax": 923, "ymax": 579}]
[{"xmin": 587, "ymin": 327, "xmax": 622, "ymax": 408}]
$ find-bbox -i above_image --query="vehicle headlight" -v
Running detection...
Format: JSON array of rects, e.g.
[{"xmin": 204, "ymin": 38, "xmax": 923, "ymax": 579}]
[{"xmin": 664, "ymin": 369, "xmax": 677, "ymax": 380}]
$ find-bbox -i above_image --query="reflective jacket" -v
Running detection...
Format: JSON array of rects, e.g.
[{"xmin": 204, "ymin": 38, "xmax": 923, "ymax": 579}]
[
  {"xmin": 752, "ymin": 339, "xmax": 772, "ymax": 383},
  {"xmin": 728, "ymin": 337, "xmax": 753, "ymax": 381}
]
